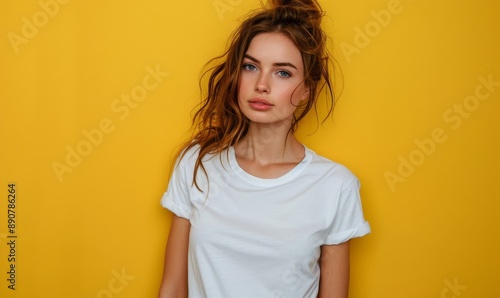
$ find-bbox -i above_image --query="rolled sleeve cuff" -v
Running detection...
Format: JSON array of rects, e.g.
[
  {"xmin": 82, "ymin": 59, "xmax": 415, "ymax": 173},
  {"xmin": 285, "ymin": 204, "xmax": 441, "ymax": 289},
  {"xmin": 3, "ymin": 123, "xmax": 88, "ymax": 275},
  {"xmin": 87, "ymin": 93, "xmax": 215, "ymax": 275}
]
[
  {"xmin": 325, "ymin": 221, "xmax": 371, "ymax": 245},
  {"xmin": 160, "ymin": 192, "xmax": 191, "ymax": 220}
]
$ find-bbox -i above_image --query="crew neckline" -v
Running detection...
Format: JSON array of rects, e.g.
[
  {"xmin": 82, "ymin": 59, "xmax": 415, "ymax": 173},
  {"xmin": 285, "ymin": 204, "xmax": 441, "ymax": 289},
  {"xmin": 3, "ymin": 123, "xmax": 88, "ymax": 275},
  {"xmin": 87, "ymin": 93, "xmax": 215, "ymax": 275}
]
[{"xmin": 228, "ymin": 145, "xmax": 313, "ymax": 187}]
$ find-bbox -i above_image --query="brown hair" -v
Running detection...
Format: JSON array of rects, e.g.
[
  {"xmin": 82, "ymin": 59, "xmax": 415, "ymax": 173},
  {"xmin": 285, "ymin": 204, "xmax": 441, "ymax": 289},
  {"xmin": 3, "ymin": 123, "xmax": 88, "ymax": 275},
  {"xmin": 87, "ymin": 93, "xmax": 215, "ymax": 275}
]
[{"xmin": 178, "ymin": 0, "xmax": 336, "ymax": 190}]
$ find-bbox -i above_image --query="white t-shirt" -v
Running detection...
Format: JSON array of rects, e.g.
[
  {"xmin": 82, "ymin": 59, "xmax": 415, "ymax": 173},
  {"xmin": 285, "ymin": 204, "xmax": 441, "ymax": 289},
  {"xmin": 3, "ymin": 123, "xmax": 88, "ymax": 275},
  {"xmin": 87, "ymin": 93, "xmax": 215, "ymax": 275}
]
[{"xmin": 161, "ymin": 145, "xmax": 370, "ymax": 298}]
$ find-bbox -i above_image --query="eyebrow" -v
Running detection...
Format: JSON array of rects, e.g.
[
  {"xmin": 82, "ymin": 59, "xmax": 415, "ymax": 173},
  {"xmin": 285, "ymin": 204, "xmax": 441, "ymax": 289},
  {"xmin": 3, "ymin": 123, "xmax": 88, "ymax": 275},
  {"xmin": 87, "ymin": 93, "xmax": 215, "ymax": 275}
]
[{"xmin": 244, "ymin": 54, "xmax": 298, "ymax": 70}]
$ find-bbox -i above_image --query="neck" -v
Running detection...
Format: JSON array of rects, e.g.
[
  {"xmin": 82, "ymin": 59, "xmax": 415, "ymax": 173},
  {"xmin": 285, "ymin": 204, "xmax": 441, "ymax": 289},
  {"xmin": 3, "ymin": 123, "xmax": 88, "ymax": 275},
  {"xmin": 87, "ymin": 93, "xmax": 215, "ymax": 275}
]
[{"xmin": 235, "ymin": 122, "xmax": 304, "ymax": 165}]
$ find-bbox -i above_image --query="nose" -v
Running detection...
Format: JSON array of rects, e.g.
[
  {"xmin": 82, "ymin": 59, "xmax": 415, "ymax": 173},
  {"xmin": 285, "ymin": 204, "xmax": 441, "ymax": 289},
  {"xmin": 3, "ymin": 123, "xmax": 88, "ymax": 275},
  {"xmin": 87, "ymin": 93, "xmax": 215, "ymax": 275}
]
[{"xmin": 255, "ymin": 73, "xmax": 270, "ymax": 93}]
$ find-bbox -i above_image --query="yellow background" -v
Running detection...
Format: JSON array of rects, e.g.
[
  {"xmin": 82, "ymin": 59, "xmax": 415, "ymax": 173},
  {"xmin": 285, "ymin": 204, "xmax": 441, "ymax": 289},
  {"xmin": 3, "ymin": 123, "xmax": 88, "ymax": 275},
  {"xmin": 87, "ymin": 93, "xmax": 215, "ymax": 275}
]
[{"xmin": 1, "ymin": 0, "xmax": 499, "ymax": 297}]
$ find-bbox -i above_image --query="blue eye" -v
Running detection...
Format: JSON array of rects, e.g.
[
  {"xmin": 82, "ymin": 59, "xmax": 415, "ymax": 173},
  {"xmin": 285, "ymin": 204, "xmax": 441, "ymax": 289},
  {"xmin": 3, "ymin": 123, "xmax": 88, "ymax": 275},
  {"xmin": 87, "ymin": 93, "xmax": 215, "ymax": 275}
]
[
  {"xmin": 243, "ymin": 63, "xmax": 257, "ymax": 71},
  {"xmin": 277, "ymin": 70, "xmax": 291, "ymax": 78}
]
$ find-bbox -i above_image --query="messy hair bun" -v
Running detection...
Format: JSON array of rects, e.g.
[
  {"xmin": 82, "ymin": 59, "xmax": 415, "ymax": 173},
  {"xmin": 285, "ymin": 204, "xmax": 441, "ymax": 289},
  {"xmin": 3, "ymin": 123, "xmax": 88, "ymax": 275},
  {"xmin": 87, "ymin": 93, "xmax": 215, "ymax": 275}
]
[
  {"xmin": 269, "ymin": 0, "xmax": 323, "ymax": 25},
  {"xmin": 186, "ymin": 0, "xmax": 335, "ymax": 190}
]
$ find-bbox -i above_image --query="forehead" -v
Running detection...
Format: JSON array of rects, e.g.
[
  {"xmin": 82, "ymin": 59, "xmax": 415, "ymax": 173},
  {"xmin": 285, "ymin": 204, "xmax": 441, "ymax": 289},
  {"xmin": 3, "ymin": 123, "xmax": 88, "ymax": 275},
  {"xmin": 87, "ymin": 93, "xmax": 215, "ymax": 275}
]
[{"xmin": 245, "ymin": 33, "xmax": 303, "ymax": 70}]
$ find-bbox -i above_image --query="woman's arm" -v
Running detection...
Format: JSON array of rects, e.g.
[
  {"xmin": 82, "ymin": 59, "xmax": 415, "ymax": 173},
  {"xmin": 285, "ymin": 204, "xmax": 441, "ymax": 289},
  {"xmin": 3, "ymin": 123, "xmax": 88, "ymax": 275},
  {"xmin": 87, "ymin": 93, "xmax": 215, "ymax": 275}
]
[
  {"xmin": 158, "ymin": 215, "xmax": 191, "ymax": 298},
  {"xmin": 317, "ymin": 241, "xmax": 350, "ymax": 298}
]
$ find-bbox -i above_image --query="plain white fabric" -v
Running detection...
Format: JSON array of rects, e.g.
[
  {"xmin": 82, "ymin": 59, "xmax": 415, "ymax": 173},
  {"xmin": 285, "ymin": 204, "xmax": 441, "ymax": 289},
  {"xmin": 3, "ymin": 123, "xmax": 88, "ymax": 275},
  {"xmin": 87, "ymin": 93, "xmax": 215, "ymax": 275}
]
[{"xmin": 161, "ymin": 145, "xmax": 370, "ymax": 298}]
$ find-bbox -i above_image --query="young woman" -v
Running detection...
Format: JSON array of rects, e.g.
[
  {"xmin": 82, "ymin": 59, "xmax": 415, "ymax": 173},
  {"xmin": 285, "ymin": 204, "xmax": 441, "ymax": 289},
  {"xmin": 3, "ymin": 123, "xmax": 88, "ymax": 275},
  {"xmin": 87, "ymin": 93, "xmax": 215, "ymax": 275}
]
[{"xmin": 158, "ymin": 0, "xmax": 370, "ymax": 297}]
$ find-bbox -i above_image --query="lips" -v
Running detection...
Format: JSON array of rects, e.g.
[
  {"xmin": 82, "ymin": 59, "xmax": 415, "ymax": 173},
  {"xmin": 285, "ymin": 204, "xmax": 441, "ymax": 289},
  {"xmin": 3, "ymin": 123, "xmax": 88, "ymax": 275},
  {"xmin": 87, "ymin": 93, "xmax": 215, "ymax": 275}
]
[
  {"xmin": 248, "ymin": 98, "xmax": 273, "ymax": 105},
  {"xmin": 247, "ymin": 98, "xmax": 274, "ymax": 111}
]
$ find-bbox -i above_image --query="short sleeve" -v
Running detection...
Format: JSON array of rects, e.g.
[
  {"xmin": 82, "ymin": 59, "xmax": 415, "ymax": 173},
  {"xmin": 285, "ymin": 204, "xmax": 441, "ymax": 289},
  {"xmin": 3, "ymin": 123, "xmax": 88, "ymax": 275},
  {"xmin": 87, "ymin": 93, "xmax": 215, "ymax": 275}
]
[
  {"xmin": 160, "ymin": 148, "xmax": 197, "ymax": 220},
  {"xmin": 325, "ymin": 178, "xmax": 371, "ymax": 244}
]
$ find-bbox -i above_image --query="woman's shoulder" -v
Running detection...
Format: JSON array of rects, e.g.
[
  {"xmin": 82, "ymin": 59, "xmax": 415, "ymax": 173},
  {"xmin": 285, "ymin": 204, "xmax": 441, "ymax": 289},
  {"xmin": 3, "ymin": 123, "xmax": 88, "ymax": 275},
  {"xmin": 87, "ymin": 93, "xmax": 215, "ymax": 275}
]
[
  {"xmin": 305, "ymin": 147, "xmax": 358, "ymax": 184},
  {"xmin": 175, "ymin": 143, "xmax": 227, "ymax": 168},
  {"xmin": 173, "ymin": 144, "xmax": 201, "ymax": 169}
]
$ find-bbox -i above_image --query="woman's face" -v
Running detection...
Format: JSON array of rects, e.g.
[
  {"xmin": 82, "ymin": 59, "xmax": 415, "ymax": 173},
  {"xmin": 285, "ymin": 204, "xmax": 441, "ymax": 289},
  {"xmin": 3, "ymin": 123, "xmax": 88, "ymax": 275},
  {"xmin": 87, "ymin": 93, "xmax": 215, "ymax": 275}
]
[{"xmin": 238, "ymin": 32, "xmax": 309, "ymax": 127}]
